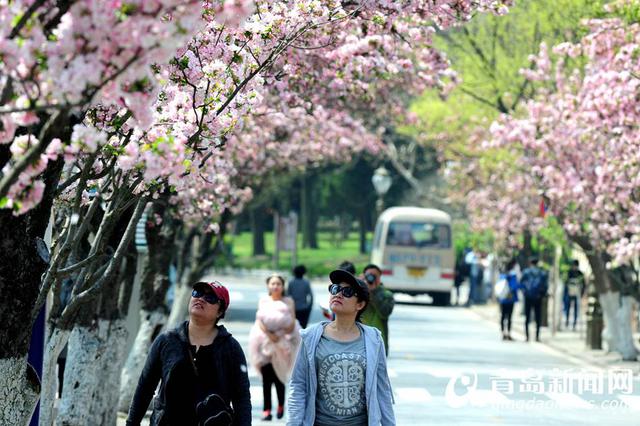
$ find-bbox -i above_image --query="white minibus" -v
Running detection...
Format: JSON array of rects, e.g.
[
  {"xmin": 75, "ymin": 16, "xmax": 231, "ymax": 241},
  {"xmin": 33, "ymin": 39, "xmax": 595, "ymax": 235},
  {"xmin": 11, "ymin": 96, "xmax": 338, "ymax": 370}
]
[{"xmin": 370, "ymin": 207, "xmax": 454, "ymax": 305}]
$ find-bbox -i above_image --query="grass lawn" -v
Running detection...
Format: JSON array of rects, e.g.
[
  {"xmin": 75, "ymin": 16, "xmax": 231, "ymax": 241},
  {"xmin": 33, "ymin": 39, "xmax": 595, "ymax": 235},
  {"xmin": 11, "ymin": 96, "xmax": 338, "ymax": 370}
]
[{"xmin": 227, "ymin": 231, "xmax": 372, "ymax": 277}]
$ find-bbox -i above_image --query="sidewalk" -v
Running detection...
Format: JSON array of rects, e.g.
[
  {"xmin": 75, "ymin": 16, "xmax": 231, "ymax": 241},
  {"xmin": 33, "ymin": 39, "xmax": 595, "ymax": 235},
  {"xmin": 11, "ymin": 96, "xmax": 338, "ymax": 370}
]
[{"xmin": 470, "ymin": 301, "xmax": 640, "ymax": 374}]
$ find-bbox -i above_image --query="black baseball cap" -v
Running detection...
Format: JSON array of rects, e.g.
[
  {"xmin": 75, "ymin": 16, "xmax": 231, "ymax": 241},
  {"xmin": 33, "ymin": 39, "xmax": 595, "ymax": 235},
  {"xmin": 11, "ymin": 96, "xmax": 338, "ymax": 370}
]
[{"xmin": 329, "ymin": 269, "xmax": 369, "ymax": 300}]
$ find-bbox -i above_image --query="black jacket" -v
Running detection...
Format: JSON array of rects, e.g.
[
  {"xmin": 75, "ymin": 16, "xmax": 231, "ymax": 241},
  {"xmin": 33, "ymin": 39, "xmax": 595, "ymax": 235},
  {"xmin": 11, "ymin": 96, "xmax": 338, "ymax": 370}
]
[{"xmin": 126, "ymin": 321, "xmax": 251, "ymax": 426}]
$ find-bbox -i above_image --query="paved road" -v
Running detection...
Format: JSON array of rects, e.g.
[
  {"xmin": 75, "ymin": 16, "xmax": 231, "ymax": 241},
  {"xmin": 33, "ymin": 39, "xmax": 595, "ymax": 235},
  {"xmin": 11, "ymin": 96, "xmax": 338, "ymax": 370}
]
[{"xmin": 121, "ymin": 275, "xmax": 640, "ymax": 425}]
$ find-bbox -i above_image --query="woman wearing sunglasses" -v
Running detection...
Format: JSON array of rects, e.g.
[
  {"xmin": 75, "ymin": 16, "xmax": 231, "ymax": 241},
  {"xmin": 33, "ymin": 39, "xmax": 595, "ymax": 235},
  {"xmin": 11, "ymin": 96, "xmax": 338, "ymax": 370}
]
[
  {"xmin": 287, "ymin": 269, "xmax": 395, "ymax": 426},
  {"xmin": 126, "ymin": 281, "xmax": 251, "ymax": 426}
]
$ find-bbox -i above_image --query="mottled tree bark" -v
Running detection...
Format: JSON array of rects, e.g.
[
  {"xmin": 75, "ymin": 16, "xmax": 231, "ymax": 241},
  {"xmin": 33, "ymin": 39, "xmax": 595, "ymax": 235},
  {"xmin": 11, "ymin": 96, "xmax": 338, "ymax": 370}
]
[
  {"xmin": 57, "ymin": 319, "xmax": 128, "ymax": 426},
  {"xmin": 573, "ymin": 236, "xmax": 639, "ymax": 360},
  {"xmin": 0, "ymin": 152, "xmax": 64, "ymax": 425},
  {"xmin": 54, "ymin": 201, "xmax": 143, "ymax": 426}
]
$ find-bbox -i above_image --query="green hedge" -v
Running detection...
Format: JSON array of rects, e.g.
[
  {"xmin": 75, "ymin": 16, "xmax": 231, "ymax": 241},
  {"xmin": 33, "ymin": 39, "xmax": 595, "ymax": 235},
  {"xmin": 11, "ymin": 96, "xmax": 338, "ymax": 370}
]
[{"xmin": 226, "ymin": 231, "xmax": 372, "ymax": 277}]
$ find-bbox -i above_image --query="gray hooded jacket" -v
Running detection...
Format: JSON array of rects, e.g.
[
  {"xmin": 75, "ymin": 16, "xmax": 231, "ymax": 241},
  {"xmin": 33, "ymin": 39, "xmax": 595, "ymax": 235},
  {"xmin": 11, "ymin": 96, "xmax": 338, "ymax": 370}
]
[{"xmin": 286, "ymin": 321, "xmax": 395, "ymax": 426}]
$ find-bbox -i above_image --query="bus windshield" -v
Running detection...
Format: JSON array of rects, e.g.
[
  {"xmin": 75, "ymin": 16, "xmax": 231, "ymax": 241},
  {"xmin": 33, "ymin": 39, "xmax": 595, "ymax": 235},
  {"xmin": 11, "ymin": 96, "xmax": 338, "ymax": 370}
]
[{"xmin": 386, "ymin": 222, "xmax": 451, "ymax": 249}]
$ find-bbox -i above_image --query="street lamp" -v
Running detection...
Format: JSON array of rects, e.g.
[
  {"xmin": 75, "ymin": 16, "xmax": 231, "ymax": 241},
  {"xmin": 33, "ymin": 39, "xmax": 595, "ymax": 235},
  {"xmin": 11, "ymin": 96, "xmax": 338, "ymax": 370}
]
[{"xmin": 372, "ymin": 166, "xmax": 392, "ymax": 215}]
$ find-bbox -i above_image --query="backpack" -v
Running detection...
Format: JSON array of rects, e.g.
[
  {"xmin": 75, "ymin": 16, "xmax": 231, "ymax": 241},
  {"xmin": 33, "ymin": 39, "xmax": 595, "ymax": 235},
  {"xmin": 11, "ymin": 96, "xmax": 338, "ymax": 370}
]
[
  {"xmin": 195, "ymin": 394, "xmax": 234, "ymax": 426},
  {"xmin": 494, "ymin": 277, "xmax": 511, "ymax": 301},
  {"xmin": 566, "ymin": 277, "xmax": 581, "ymax": 297},
  {"xmin": 187, "ymin": 345, "xmax": 234, "ymax": 426},
  {"xmin": 522, "ymin": 268, "xmax": 547, "ymax": 299}
]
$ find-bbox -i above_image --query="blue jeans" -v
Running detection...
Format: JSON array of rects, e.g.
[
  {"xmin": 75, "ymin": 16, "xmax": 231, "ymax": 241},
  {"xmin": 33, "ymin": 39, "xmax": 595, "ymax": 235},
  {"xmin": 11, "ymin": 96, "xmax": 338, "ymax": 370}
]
[
  {"xmin": 524, "ymin": 297, "xmax": 542, "ymax": 340},
  {"xmin": 468, "ymin": 274, "xmax": 480, "ymax": 304},
  {"xmin": 565, "ymin": 296, "xmax": 578, "ymax": 329}
]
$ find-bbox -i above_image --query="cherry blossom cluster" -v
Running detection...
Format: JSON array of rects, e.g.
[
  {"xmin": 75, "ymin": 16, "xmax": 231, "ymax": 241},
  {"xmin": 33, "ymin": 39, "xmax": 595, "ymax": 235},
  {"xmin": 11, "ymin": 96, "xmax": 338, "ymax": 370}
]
[
  {"xmin": 466, "ymin": 16, "xmax": 640, "ymax": 263},
  {"xmin": 228, "ymin": 104, "xmax": 382, "ymax": 177},
  {"xmin": 1, "ymin": 0, "xmax": 512, "ymax": 221}
]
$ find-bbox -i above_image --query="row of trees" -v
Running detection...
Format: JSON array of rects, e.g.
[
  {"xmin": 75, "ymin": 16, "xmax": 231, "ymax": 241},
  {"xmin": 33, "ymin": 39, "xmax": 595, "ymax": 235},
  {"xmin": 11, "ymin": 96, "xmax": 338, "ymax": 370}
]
[
  {"xmin": 425, "ymin": 0, "xmax": 639, "ymax": 360},
  {"xmin": 0, "ymin": 1, "xmax": 513, "ymax": 424},
  {"xmin": 238, "ymin": 132, "xmax": 440, "ymax": 260}
]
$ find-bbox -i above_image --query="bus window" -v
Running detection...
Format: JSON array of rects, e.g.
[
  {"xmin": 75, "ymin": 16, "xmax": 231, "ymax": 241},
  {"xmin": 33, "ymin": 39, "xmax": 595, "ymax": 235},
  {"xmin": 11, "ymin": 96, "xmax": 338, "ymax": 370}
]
[{"xmin": 386, "ymin": 222, "xmax": 451, "ymax": 248}]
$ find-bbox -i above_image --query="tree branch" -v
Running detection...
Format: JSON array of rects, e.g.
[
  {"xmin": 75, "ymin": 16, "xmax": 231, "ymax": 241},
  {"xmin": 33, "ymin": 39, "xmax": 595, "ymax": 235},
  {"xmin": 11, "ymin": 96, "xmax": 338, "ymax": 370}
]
[
  {"xmin": 55, "ymin": 253, "xmax": 104, "ymax": 278},
  {"xmin": 9, "ymin": 0, "xmax": 47, "ymax": 39},
  {"xmin": 459, "ymin": 87, "xmax": 507, "ymax": 113},
  {"xmin": 58, "ymin": 197, "xmax": 147, "ymax": 328}
]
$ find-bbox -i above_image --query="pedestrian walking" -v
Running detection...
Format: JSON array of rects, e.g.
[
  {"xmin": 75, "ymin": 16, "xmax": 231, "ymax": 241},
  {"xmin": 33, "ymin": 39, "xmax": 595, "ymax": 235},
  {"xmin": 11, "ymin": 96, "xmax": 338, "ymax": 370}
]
[
  {"xmin": 464, "ymin": 248, "xmax": 482, "ymax": 306},
  {"xmin": 249, "ymin": 274, "xmax": 301, "ymax": 421},
  {"xmin": 480, "ymin": 252, "xmax": 495, "ymax": 303},
  {"xmin": 519, "ymin": 257, "xmax": 549, "ymax": 342},
  {"xmin": 126, "ymin": 281, "xmax": 251, "ymax": 426},
  {"xmin": 453, "ymin": 250, "xmax": 469, "ymax": 306},
  {"xmin": 563, "ymin": 260, "xmax": 585, "ymax": 330},
  {"xmin": 288, "ymin": 264, "xmax": 314, "ymax": 328},
  {"xmin": 495, "ymin": 259, "xmax": 519, "ymax": 341},
  {"xmin": 359, "ymin": 264, "xmax": 395, "ymax": 355},
  {"xmin": 287, "ymin": 269, "xmax": 395, "ymax": 426}
]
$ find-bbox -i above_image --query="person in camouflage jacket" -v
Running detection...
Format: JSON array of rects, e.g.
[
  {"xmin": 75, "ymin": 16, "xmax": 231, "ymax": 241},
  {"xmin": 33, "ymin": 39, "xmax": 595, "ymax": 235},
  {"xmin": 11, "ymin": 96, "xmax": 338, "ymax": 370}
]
[{"xmin": 360, "ymin": 264, "xmax": 395, "ymax": 355}]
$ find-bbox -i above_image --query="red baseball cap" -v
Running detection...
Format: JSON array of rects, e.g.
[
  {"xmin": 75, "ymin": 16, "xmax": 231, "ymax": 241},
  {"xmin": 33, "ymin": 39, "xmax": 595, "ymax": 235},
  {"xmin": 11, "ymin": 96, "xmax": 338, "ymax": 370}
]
[{"xmin": 193, "ymin": 281, "xmax": 230, "ymax": 309}]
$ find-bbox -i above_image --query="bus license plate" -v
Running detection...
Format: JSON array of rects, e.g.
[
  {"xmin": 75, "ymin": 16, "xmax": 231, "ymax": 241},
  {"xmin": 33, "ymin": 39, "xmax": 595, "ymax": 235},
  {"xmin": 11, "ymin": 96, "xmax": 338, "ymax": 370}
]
[{"xmin": 407, "ymin": 266, "xmax": 426, "ymax": 277}]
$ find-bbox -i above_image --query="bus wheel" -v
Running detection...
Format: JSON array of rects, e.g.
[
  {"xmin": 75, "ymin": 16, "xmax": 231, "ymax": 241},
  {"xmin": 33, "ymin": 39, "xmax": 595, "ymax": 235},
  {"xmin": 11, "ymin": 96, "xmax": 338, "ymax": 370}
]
[{"xmin": 431, "ymin": 292, "xmax": 451, "ymax": 307}]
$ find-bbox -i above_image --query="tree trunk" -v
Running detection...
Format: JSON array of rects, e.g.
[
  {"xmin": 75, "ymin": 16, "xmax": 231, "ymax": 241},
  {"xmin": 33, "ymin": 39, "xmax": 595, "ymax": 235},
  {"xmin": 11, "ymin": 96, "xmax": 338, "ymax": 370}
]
[
  {"xmin": 118, "ymin": 309, "xmax": 166, "ymax": 412},
  {"xmin": 168, "ymin": 230, "xmax": 211, "ymax": 328},
  {"xmin": 301, "ymin": 174, "xmax": 309, "ymax": 248},
  {"xmin": 582, "ymin": 246, "xmax": 609, "ymax": 294},
  {"xmin": 38, "ymin": 328, "xmax": 71, "ymax": 426},
  {"xmin": 0, "ymin": 118, "xmax": 70, "ymax": 426},
  {"xmin": 56, "ymin": 204, "xmax": 141, "ymax": 426},
  {"xmin": 301, "ymin": 174, "xmax": 319, "ymax": 249},
  {"xmin": 599, "ymin": 292, "xmax": 639, "ymax": 360},
  {"xmin": 250, "ymin": 207, "xmax": 266, "ymax": 256},
  {"xmin": 308, "ymin": 206, "xmax": 319, "ymax": 249},
  {"xmin": 0, "ymin": 157, "xmax": 63, "ymax": 425},
  {"xmin": 138, "ymin": 199, "xmax": 177, "ymax": 309},
  {"xmin": 577, "ymin": 240, "xmax": 639, "ymax": 360},
  {"xmin": 359, "ymin": 210, "xmax": 367, "ymax": 254},
  {"xmin": 340, "ymin": 213, "xmax": 350, "ymax": 241},
  {"xmin": 57, "ymin": 319, "xmax": 128, "ymax": 426},
  {"xmin": 167, "ymin": 278, "xmax": 194, "ymax": 329},
  {"xmin": 517, "ymin": 229, "xmax": 533, "ymax": 269},
  {"xmin": 617, "ymin": 295, "xmax": 639, "ymax": 360},
  {"xmin": 0, "ymin": 355, "xmax": 40, "ymax": 426},
  {"xmin": 119, "ymin": 200, "xmax": 175, "ymax": 412}
]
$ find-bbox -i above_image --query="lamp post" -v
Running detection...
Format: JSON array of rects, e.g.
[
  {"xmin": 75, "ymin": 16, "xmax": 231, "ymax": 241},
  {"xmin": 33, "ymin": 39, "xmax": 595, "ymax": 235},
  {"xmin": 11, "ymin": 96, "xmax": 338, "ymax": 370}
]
[{"xmin": 371, "ymin": 166, "xmax": 392, "ymax": 216}]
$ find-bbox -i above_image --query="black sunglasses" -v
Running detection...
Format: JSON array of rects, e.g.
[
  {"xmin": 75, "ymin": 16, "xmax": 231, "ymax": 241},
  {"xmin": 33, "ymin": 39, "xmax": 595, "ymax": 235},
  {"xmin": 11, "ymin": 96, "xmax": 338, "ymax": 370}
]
[
  {"xmin": 328, "ymin": 283, "xmax": 356, "ymax": 298},
  {"xmin": 192, "ymin": 289, "xmax": 219, "ymax": 305}
]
